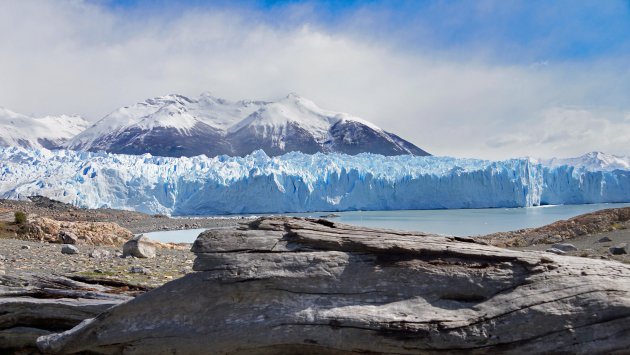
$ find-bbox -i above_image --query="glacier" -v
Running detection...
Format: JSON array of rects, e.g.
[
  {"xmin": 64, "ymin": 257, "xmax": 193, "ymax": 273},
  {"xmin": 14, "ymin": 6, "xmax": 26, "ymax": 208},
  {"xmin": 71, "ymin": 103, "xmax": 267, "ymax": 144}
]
[{"xmin": 0, "ymin": 147, "xmax": 629, "ymax": 216}]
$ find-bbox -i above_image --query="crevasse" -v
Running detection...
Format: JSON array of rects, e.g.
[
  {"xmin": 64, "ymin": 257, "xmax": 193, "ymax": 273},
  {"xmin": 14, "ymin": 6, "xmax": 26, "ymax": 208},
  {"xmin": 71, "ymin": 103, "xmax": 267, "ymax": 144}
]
[{"xmin": 0, "ymin": 147, "xmax": 628, "ymax": 215}]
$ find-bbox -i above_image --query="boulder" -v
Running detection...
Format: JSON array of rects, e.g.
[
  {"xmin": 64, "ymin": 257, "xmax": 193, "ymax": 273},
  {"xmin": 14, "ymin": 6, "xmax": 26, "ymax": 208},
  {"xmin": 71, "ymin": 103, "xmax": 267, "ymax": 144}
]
[
  {"xmin": 597, "ymin": 236, "xmax": 612, "ymax": 243},
  {"xmin": 545, "ymin": 247, "xmax": 566, "ymax": 255},
  {"xmin": 61, "ymin": 245, "xmax": 78, "ymax": 255},
  {"xmin": 129, "ymin": 266, "xmax": 147, "ymax": 274},
  {"xmin": 37, "ymin": 217, "xmax": 630, "ymax": 354},
  {"xmin": 550, "ymin": 242, "xmax": 578, "ymax": 252},
  {"xmin": 610, "ymin": 243, "xmax": 628, "ymax": 255},
  {"xmin": 122, "ymin": 235, "xmax": 157, "ymax": 258},
  {"xmin": 88, "ymin": 249, "xmax": 110, "ymax": 258},
  {"xmin": 58, "ymin": 230, "xmax": 79, "ymax": 244}
]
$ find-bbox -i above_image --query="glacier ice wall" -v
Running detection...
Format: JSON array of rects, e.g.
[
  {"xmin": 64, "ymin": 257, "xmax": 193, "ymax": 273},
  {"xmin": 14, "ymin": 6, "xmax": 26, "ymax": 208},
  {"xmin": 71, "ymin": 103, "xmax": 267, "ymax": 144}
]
[{"xmin": 0, "ymin": 147, "xmax": 628, "ymax": 215}]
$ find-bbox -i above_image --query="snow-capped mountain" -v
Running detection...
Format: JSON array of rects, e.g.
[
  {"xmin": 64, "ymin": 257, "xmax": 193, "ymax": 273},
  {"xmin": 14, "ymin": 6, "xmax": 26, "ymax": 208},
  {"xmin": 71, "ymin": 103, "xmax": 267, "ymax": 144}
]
[
  {"xmin": 0, "ymin": 148, "xmax": 628, "ymax": 215},
  {"xmin": 66, "ymin": 93, "xmax": 429, "ymax": 157},
  {"xmin": 0, "ymin": 108, "xmax": 89, "ymax": 149},
  {"xmin": 539, "ymin": 152, "xmax": 630, "ymax": 172}
]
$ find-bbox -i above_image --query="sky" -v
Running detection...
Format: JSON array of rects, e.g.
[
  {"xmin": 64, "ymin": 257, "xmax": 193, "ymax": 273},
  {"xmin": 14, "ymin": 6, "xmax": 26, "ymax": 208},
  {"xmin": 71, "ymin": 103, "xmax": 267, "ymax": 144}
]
[{"xmin": 1, "ymin": 0, "xmax": 630, "ymax": 159}]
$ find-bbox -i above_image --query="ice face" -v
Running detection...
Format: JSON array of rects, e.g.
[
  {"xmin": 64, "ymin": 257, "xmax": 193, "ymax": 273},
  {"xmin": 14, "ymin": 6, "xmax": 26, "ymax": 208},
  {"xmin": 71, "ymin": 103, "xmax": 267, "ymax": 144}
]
[{"xmin": 0, "ymin": 147, "xmax": 628, "ymax": 215}]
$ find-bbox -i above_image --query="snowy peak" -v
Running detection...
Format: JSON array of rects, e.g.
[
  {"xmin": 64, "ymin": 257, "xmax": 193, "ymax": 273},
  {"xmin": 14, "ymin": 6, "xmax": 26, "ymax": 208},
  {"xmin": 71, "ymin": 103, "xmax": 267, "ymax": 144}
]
[
  {"xmin": 539, "ymin": 152, "xmax": 630, "ymax": 171},
  {"xmin": 66, "ymin": 92, "xmax": 429, "ymax": 158},
  {"xmin": 0, "ymin": 107, "xmax": 88, "ymax": 149},
  {"xmin": 229, "ymin": 93, "xmax": 332, "ymax": 139}
]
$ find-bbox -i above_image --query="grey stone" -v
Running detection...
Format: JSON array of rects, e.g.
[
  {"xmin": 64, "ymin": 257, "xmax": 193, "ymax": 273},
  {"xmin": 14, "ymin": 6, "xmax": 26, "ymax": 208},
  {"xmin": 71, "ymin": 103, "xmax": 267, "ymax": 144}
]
[
  {"xmin": 129, "ymin": 266, "xmax": 146, "ymax": 274},
  {"xmin": 37, "ymin": 217, "xmax": 630, "ymax": 355},
  {"xmin": 122, "ymin": 235, "xmax": 156, "ymax": 258},
  {"xmin": 551, "ymin": 243, "xmax": 578, "ymax": 252},
  {"xmin": 21, "ymin": 245, "xmax": 30, "ymax": 250},
  {"xmin": 61, "ymin": 245, "xmax": 79, "ymax": 255},
  {"xmin": 58, "ymin": 231, "xmax": 79, "ymax": 244},
  {"xmin": 609, "ymin": 243, "xmax": 628, "ymax": 255},
  {"xmin": 597, "ymin": 236, "xmax": 613, "ymax": 243},
  {"xmin": 547, "ymin": 234, "xmax": 563, "ymax": 243},
  {"xmin": 88, "ymin": 249, "xmax": 110, "ymax": 259},
  {"xmin": 545, "ymin": 247, "xmax": 566, "ymax": 255}
]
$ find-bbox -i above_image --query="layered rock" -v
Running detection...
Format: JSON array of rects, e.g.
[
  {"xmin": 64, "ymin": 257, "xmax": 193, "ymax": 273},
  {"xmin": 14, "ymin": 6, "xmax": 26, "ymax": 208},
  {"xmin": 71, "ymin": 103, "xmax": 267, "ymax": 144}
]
[
  {"xmin": 0, "ymin": 273, "xmax": 133, "ymax": 352},
  {"xmin": 37, "ymin": 217, "xmax": 630, "ymax": 354}
]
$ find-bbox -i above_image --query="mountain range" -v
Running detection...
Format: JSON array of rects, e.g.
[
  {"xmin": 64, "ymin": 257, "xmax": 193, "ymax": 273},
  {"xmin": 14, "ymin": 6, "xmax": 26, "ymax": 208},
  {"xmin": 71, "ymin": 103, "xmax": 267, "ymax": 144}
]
[
  {"xmin": 0, "ymin": 107, "xmax": 88, "ymax": 149},
  {"xmin": 1, "ymin": 93, "xmax": 429, "ymax": 157}
]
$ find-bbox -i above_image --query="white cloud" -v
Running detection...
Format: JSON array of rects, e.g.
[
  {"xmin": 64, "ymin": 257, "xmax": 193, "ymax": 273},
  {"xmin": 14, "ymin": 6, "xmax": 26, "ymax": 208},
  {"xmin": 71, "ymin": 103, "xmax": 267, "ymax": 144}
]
[
  {"xmin": 0, "ymin": 0, "xmax": 629, "ymax": 159},
  {"xmin": 486, "ymin": 107, "xmax": 630, "ymax": 158}
]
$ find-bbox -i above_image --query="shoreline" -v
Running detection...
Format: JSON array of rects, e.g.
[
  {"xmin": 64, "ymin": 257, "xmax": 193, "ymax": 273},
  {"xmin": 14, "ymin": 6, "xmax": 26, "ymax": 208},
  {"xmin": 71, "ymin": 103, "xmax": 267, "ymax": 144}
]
[{"xmin": 0, "ymin": 197, "xmax": 628, "ymax": 292}]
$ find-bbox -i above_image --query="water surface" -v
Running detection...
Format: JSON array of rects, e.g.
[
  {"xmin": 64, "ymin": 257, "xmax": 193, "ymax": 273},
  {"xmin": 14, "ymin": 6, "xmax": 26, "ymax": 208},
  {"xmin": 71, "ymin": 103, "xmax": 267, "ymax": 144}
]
[{"xmin": 145, "ymin": 203, "xmax": 630, "ymax": 243}]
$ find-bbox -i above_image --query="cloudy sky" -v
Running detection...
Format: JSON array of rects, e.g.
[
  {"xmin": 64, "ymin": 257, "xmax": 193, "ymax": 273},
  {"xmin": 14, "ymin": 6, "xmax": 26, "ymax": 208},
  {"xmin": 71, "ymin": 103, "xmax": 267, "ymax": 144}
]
[{"xmin": 1, "ymin": 0, "xmax": 630, "ymax": 159}]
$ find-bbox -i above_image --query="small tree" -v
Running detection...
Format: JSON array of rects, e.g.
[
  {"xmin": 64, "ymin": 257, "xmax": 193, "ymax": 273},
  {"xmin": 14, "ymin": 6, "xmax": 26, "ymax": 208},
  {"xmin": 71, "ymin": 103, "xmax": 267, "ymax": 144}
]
[{"xmin": 14, "ymin": 211, "xmax": 27, "ymax": 225}]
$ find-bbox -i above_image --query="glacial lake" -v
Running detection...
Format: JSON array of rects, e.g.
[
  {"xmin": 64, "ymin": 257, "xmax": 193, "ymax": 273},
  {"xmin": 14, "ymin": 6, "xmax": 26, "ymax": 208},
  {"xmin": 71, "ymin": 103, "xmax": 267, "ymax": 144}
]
[{"xmin": 145, "ymin": 202, "xmax": 630, "ymax": 243}]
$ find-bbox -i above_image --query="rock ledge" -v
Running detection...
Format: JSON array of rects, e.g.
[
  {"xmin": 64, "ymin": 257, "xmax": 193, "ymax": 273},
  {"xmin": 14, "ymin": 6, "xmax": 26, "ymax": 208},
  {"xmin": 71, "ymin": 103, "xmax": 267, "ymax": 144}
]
[{"xmin": 37, "ymin": 217, "xmax": 630, "ymax": 354}]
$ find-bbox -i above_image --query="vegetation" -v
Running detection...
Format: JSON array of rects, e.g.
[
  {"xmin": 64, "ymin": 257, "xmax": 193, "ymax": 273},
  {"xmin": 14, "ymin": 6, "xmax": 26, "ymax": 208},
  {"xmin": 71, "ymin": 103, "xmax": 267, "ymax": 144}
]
[
  {"xmin": 611, "ymin": 222, "xmax": 627, "ymax": 230},
  {"xmin": 14, "ymin": 211, "xmax": 27, "ymax": 225},
  {"xmin": 0, "ymin": 221, "xmax": 20, "ymax": 239}
]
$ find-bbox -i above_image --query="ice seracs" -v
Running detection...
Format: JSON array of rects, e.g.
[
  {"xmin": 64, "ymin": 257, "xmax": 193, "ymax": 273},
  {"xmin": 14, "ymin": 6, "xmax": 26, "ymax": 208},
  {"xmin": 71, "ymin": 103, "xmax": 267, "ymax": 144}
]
[
  {"xmin": 0, "ymin": 107, "xmax": 88, "ymax": 149},
  {"xmin": 0, "ymin": 147, "xmax": 628, "ymax": 215},
  {"xmin": 65, "ymin": 93, "xmax": 430, "ymax": 157}
]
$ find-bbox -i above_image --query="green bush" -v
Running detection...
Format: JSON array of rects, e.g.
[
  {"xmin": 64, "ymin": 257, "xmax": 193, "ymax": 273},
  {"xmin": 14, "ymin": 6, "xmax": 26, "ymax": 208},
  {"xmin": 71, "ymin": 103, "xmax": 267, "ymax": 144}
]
[{"xmin": 14, "ymin": 211, "xmax": 27, "ymax": 225}]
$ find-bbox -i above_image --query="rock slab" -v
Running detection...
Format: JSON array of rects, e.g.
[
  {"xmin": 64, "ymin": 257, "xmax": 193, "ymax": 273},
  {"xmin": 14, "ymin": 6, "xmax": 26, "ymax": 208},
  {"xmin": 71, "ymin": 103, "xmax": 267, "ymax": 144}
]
[
  {"xmin": 38, "ymin": 217, "xmax": 630, "ymax": 354},
  {"xmin": 0, "ymin": 273, "xmax": 131, "ymax": 352}
]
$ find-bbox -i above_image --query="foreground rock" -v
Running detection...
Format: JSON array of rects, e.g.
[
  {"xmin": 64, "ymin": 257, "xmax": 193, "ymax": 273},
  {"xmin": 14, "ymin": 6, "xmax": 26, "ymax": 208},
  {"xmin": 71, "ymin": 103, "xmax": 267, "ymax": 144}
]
[
  {"xmin": 0, "ymin": 273, "xmax": 134, "ymax": 352},
  {"xmin": 38, "ymin": 217, "xmax": 630, "ymax": 354}
]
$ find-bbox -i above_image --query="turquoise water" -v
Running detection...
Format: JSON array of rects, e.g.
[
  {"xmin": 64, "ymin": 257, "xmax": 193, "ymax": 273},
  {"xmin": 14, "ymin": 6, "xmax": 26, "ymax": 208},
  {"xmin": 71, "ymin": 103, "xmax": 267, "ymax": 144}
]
[{"xmin": 145, "ymin": 203, "xmax": 630, "ymax": 243}]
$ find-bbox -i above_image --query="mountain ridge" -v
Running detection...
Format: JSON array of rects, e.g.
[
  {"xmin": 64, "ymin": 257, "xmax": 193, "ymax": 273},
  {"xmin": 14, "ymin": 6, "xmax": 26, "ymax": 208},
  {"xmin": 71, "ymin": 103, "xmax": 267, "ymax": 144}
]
[
  {"xmin": 64, "ymin": 93, "xmax": 430, "ymax": 157},
  {"xmin": 0, "ymin": 107, "xmax": 88, "ymax": 149}
]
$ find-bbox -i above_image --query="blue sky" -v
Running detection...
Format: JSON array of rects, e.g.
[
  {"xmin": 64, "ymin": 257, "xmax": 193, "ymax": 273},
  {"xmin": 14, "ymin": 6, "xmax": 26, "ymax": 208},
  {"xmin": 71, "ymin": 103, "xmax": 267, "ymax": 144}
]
[
  {"xmin": 1, "ymin": 0, "xmax": 629, "ymax": 158},
  {"xmin": 101, "ymin": 0, "xmax": 630, "ymax": 62}
]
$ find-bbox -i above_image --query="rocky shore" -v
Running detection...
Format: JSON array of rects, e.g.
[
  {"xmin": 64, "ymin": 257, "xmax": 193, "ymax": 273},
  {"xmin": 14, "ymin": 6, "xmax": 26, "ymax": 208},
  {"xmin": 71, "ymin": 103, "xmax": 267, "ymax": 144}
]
[
  {"xmin": 1, "ymin": 200, "xmax": 629, "ymax": 353},
  {"xmin": 478, "ymin": 207, "xmax": 630, "ymax": 264},
  {"xmin": 0, "ymin": 238, "xmax": 194, "ymax": 289},
  {"xmin": 0, "ymin": 196, "xmax": 243, "ymax": 234}
]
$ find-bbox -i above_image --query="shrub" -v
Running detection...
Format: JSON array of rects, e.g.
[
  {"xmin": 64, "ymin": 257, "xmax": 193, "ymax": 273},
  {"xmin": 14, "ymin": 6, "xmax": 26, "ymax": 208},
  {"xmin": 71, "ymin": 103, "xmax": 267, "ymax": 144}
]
[{"xmin": 14, "ymin": 211, "xmax": 27, "ymax": 225}]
